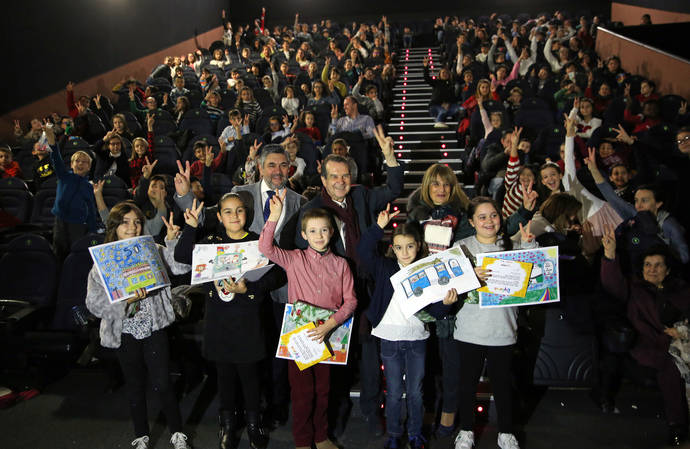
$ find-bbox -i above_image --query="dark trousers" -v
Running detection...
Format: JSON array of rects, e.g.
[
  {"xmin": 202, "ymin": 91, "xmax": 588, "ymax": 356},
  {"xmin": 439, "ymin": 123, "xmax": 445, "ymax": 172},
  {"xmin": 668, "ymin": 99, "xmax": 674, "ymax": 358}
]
[
  {"xmin": 359, "ymin": 334, "xmax": 382, "ymax": 417},
  {"xmin": 116, "ymin": 329, "xmax": 182, "ymax": 438},
  {"xmin": 216, "ymin": 361, "xmax": 261, "ymax": 414},
  {"xmin": 288, "ymin": 361, "xmax": 330, "ymax": 446},
  {"xmin": 271, "ymin": 301, "xmax": 290, "ymax": 408},
  {"xmin": 656, "ymin": 356, "xmax": 689, "ymax": 425},
  {"xmin": 52, "ymin": 218, "xmax": 88, "ymax": 261},
  {"xmin": 438, "ymin": 337, "xmax": 461, "ymax": 414},
  {"xmin": 457, "ymin": 341, "xmax": 514, "ymax": 433}
]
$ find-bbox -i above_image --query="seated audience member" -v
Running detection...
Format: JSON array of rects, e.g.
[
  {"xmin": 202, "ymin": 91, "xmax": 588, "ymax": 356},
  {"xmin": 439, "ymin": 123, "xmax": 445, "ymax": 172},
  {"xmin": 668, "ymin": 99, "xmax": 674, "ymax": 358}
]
[
  {"xmin": 32, "ymin": 140, "xmax": 56, "ymax": 188},
  {"xmin": 601, "ymin": 231, "xmax": 690, "ymax": 447},
  {"xmin": 0, "ymin": 147, "xmax": 22, "ymax": 179},
  {"xmin": 422, "ymin": 57, "xmax": 459, "ymax": 128}
]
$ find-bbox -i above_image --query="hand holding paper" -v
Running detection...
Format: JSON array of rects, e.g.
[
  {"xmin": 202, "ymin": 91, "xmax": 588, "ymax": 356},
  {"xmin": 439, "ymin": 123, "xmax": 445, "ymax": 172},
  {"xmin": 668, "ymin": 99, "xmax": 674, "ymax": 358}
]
[
  {"xmin": 478, "ymin": 258, "xmax": 533, "ymax": 297},
  {"xmin": 307, "ymin": 317, "xmax": 337, "ymax": 343}
]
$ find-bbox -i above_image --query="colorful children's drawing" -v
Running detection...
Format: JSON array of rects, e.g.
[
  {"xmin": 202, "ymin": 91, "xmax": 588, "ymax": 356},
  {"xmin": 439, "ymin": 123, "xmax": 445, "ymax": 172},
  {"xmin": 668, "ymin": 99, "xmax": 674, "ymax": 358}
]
[
  {"xmin": 281, "ymin": 322, "xmax": 334, "ymax": 370},
  {"xmin": 88, "ymin": 236, "xmax": 170, "ymax": 303},
  {"xmin": 190, "ymin": 241, "xmax": 272, "ymax": 285},
  {"xmin": 476, "ymin": 246, "xmax": 560, "ymax": 308},
  {"xmin": 276, "ymin": 301, "xmax": 353, "ymax": 365},
  {"xmin": 390, "ymin": 247, "xmax": 480, "ymax": 318}
]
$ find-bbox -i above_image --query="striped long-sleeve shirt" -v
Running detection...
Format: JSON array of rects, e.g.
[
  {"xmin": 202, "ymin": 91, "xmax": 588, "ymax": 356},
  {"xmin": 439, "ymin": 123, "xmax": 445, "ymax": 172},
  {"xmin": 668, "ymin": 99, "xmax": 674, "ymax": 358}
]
[{"xmin": 501, "ymin": 155, "xmax": 523, "ymax": 219}]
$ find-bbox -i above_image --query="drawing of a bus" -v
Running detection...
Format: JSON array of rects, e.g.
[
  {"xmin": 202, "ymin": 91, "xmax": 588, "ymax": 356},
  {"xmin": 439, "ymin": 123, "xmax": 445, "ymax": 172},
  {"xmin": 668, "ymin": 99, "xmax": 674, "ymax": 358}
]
[{"xmin": 401, "ymin": 258, "xmax": 465, "ymax": 298}]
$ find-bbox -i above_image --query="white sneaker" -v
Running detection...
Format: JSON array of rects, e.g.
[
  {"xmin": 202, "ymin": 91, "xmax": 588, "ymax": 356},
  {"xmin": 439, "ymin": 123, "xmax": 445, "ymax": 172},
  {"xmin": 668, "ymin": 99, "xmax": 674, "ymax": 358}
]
[
  {"xmin": 131, "ymin": 435, "xmax": 149, "ymax": 449},
  {"xmin": 497, "ymin": 433, "xmax": 520, "ymax": 449},
  {"xmin": 434, "ymin": 122, "xmax": 449, "ymax": 128},
  {"xmin": 170, "ymin": 432, "xmax": 190, "ymax": 449},
  {"xmin": 454, "ymin": 430, "xmax": 474, "ymax": 449}
]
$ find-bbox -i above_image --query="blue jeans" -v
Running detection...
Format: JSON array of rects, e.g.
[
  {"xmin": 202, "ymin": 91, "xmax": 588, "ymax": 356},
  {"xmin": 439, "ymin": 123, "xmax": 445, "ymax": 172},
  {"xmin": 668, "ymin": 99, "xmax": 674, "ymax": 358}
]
[
  {"xmin": 380, "ymin": 339, "xmax": 426, "ymax": 437},
  {"xmin": 429, "ymin": 104, "xmax": 461, "ymax": 123}
]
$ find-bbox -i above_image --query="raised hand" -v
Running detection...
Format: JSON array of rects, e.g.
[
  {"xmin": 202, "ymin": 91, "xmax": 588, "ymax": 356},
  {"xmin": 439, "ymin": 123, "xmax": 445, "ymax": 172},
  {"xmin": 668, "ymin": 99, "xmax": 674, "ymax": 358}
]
[
  {"xmin": 142, "ymin": 157, "xmax": 158, "ymax": 179},
  {"xmin": 612, "ymin": 123, "xmax": 634, "ymax": 145},
  {"xmin": 680, "ymin": 101, "xmax": 688, "ymax": 116},
  {"xmin": 422, "ymin": 56, "xmax": 429, "ymax": 67},
  {"xmin": 373, "ymin": 124, "xmax": 395, "ymax": 161},
  {"xmin": 174, "ymin": 160, "xmax": 191, "ymax": 196},
  {"xmin": 564, "ymin": 113, "xmax": 577, "ymax": 137},
  {"xmin": 601, "ymin": 224, "xmax": 616, "ymax": 259},
  {"xmin": 519, "ymin": 221, "xmax": 535, "ymax": 243},
  {"xmin": 268, "ymin": 188, "xmax": 287, "ymax": 221},
  {"xmin": 330, "ymin": 104, "xmax": 339, "ymax": 120},
  {"xmin": 522, "ymin": 180, "xmax": 538, "ymax": 211},
  {"xmin": 13, "ymin": 119, "xmax": 21, "ymax": 132},
  {"xmin": 76, "ymin": 102, "xmax": 86, "ymax": 116},
  {"xmin": 581, "ymin": 221, "xmax": 601, "ymax": 256},
  {"xmin": 183, "ymin": 198, "xmax": 205, "ymax": 228},
  {"xmin": 161, "ymin": 211, "xmax": 181, "ymax": 240},
  {"xmin": 282, "ymin": 115, "xmax": 290, "ymax": 127},
  {"xmin": 205, "ymin": 146, "xmax": 215, "ymax": 166},
  {"xmin": 66, "ymin": 81, "xmax": 74, "ymax": 92},
  {"xmin": 573, "ymin": 97, "xmax": 580, "ymax": 109},
  {"xmin": 623, "ymin": 83, "xmax": 631, "ymax": 98},
  {"xmin": 249, "ymin": 139, "xmax": 262, "ymax": 161},
  {"xmin": 95, "ymin": 94, "xmax": 102, "ymax": 108},
  {"xmin": 376, "ymin": 203, "xmax": 400, "ymax": 229},
  {"xmin": 146, "ymin": 113, "xmax": 155, "ymax": 132},
  {"xmin": 93, "ymin": 179, "xmax": 105, "ymax": 197},
  {"xmin": 243, "ymin": 114, "xmax": 250, "ymax": 127}
]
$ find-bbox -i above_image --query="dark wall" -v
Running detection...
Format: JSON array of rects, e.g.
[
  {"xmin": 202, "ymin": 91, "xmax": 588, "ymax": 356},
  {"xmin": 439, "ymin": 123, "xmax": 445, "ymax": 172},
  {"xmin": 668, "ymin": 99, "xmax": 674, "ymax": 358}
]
[
  {"xmin": 3, "ymin": 0, "xmax": 611, "ymax": 115},
  {"xmin": 613, "ymin": 22, "xmax": 690, "ymax": 60},
  {"xmin": 226, "ymin": 0, "xmax": 610, "ymax": 24},
  {"xmin": 612, "ymin": 0, "xmax": 690, "ymax": 14},
  {"xmin": 2, "ymin": 0, "xmax": 227, "ymax": 115}
]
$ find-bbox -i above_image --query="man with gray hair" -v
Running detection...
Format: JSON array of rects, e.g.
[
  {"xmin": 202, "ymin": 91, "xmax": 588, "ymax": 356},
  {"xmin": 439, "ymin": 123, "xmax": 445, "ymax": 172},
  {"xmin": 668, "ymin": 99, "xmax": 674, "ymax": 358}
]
[{"xmin": 233, "ymin": 143, "xmax": 306, "ymax": 427}]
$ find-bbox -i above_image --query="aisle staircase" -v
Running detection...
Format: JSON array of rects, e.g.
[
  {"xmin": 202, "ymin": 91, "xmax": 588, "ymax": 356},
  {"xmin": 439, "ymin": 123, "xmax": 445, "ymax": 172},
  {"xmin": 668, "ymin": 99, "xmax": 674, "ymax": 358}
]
[{"xmin": 386, "ymin": 47, "xmax": 466, "ymax": 224}]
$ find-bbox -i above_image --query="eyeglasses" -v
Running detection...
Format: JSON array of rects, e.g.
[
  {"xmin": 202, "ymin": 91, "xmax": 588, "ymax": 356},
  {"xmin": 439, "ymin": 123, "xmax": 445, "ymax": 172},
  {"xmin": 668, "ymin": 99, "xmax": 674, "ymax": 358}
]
[{"xmin": 677, "ymin": 135, "xmax": 690, "ymax": 145}]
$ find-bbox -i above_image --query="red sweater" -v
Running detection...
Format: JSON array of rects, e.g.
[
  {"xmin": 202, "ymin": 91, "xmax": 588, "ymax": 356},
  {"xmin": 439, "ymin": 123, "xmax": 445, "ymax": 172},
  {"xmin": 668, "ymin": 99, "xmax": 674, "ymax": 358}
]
[{"xmin": 1, "ymin": 161, "xmax": 22, "ymax": 178}]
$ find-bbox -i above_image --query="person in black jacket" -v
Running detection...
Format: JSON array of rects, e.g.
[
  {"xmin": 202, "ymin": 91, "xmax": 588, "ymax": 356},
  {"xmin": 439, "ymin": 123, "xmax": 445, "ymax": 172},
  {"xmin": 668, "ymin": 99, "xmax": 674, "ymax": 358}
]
[
  {"xmin": 422, "ymin": 57, "xmax": 460, "ymax": 128},
  {"xmin": 175, "ymin": 193, "xmax": 279, "ymax": 449}
]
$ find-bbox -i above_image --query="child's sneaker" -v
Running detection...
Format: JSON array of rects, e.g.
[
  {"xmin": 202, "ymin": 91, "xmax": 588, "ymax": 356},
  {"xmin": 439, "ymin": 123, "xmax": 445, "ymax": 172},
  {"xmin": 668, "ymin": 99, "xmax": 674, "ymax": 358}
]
[
  {"xmin": 454, "ymin": 430, "xmax": 474, "ymax": 449},
  {"xmin": 408, "ymin": 434, "xmax": 427, "ymax": 449},
  {"xmin": 131, "ymin": 435, "xmax": 149, "ymax": 449},
  {"xmin": 170, "ymin": 432, "xmax": 190, "ymax": 449},
  {"xmin": 384, "ymin": 436, "xmax": 399, "ymax": 449},
  {"xmin": 497, "ymin": 433, "xmax": 520, "ymax": 449}
]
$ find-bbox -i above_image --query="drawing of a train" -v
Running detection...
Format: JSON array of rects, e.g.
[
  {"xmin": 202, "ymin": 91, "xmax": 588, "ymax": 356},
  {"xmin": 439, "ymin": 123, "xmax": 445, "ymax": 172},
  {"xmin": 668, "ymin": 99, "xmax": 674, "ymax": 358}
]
[{"xmin": 401, "ymin": 258, "xmax": 464, "ymax": 298}]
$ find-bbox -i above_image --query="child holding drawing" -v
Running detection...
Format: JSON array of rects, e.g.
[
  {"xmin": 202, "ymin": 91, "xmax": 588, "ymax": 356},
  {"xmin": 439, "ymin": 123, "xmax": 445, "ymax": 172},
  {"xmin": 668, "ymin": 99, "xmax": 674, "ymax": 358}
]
[
  {"xmin": 85, "ymin": 201, "xmax": 192, "ymax": 449},
  {"xmin": 259, "ymin": 190, "xmax": 357, "ymax": 449},
  {"xmin": 357, "ymin": 204, "xmax": 459, "ymax": 449},
  {"xmin": 174, "ymin": 193, "xmax": 278, "ymax": 449},
  {"xmin": 452, "ymin": 197, "xmax": 537, "ymax": 449}
]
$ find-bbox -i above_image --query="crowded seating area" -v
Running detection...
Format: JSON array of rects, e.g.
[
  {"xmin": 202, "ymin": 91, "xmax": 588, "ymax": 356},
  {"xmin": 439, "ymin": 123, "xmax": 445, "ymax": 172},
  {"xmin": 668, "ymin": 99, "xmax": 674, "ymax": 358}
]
[{"xmin": 1, "ymin": 6, "xmax": 690, "ymax": 449}]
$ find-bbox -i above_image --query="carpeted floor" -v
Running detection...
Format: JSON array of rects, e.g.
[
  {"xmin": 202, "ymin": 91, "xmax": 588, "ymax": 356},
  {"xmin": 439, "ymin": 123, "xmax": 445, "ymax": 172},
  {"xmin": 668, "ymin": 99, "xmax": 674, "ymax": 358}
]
[{"xmin": 0, "ymin": 366, "xmax": 686, "ymax": 449}]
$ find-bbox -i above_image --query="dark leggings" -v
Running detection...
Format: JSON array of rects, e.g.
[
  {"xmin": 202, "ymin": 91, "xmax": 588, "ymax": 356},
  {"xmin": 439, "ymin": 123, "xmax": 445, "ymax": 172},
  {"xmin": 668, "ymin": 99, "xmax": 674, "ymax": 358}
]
[
  {"xmin": 438, "ymin": 337, "xmax": 461, "ymax": 414},
  {"xmin": 216, "ymin": 361, "xmax": 261, "ymax": 414},
  {"xmin": 457, "ymin": 341, "xmax": 514, "ymax": 433},
  {"xmin": 117, "ymin": 329, "xmax": 183, "ymax": 438}
]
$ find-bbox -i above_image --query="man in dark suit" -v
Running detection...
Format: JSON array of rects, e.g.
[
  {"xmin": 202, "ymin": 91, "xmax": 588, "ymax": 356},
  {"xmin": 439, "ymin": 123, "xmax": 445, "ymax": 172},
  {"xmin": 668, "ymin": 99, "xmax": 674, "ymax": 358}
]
[
  {"xmin": 295, "ymin": 126, "xmax": 403, "ymax": 437},
  {"xmin": 233, "ymin": 144, "xmax": 306, "ymax": 426}
]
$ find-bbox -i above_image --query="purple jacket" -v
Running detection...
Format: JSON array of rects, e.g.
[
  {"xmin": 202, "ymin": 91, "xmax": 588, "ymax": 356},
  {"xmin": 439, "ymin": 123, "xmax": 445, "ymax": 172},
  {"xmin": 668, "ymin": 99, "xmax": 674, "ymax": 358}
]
[{"xmin": 601, "ymin": 256, "xmax": 690, "ymax": 369}]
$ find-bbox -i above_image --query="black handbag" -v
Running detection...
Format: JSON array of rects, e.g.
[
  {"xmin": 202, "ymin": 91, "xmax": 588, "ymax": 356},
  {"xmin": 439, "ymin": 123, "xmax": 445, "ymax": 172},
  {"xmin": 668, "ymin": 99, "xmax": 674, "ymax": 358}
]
[{"xmin": 602, "ymin": 316, "xmax": 637, "ymax": 353}]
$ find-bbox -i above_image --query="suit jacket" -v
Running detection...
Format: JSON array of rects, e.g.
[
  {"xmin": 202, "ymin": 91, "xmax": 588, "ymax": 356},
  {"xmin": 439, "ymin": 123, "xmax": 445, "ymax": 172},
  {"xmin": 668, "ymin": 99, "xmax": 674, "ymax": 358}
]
[
  {"xmin": 233, "ymin": 181, "xmax": 306, "ymax": 303},
  {"xmin": 295, "ymin": 164, "xmax": 404, "ymax": 257}
]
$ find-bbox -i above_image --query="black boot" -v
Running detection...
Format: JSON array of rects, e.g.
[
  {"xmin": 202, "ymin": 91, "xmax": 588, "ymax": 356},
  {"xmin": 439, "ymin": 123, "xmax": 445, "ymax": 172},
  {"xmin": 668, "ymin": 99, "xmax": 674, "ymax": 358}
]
[
  {"xmin": 218, "ymin": 410, "xmax": 235, "ymax": 449},
  {"xmin": 246, "ymin": 411, "xmax": 268, "ymax": 449}
]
